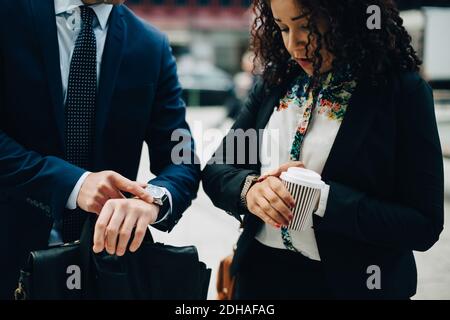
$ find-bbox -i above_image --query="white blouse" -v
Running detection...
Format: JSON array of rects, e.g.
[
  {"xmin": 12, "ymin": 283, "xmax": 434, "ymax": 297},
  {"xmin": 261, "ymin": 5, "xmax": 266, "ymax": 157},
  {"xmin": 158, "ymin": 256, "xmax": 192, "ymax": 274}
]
[{"xmin": 255, "ymin": 96, "xmax": 342, "ymax": 261}]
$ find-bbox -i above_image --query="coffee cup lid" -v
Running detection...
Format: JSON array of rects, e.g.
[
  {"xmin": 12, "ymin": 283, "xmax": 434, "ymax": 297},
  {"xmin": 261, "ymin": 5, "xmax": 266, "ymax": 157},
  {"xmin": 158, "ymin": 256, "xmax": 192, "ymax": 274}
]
[{"xmin": 280, "ymin": 167, "xmax": 325, "ymax": 189}]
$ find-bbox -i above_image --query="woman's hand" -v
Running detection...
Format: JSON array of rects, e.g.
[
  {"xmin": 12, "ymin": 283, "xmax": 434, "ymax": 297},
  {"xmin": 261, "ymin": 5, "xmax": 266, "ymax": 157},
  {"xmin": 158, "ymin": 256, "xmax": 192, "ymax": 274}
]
[
  {"xmin": 246, "ymin": 176, "xmax": 296, "ymax": 228},
  {"xmin": 259, "ymin": 161, "xmax": 322, "ymax": 213},
  {"xmin": 246, "ymin": 161, "xmax": 305, "ymax": 227},
  {"xmin": 258, "ymin": 161, "xmax": 304, "ymax": 182}
]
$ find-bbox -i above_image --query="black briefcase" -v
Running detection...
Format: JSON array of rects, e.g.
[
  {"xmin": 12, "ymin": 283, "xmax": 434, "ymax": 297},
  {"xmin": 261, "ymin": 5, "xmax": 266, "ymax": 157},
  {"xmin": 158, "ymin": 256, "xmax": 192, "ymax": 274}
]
[{"xmin": 15, "ymin": 216, "xmax": 211, "ymax": 300}]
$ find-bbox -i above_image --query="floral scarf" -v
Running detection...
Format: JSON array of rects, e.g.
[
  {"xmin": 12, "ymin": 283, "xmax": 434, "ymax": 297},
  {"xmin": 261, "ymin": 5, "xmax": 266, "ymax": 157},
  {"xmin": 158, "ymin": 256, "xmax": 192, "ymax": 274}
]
[
  {"xmin": 277, "ymin": 67, "xmax": 357, "ymax": 253},
  {"xmin": 276, "ymin": 68, "xmax": 358, "ymax": 161}
]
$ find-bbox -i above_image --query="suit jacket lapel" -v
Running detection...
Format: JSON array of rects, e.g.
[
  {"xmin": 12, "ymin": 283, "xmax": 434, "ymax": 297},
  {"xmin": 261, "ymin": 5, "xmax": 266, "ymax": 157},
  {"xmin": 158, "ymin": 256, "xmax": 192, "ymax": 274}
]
[
  {"xmin": 94, "ymin": 5, "xmax": 126, "ymax": 160},
  {"xmin": 29, "ymin": 0, "xmax": 65, "ymax": 151},
  {"xmin": 321, "ymin": 79, "xmax": 381, "ymax": 181},
  {"xmin": 253, "ymin": 84, "xmax": 284, "ymax": 168}
]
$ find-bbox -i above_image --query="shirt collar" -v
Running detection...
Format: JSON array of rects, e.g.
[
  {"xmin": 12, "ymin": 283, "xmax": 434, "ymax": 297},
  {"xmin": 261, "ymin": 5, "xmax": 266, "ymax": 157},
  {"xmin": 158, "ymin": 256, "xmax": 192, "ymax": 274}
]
[{"xmin": 54, "ymin": 0, "xmax": 113, "ymax": 30}]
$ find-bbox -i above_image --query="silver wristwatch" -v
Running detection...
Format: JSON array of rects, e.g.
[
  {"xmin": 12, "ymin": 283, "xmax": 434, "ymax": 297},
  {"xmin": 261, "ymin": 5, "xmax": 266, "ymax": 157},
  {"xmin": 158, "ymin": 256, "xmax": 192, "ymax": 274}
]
[
  {"xmin": 145, "ymin": 184, "xmax": 170, "ymax": 223},
  {"xmin": 145, "ymin": 184, "xmax": 168, "ymax": 206},
  {"xmin": 240, "ymin": 175, "xmax": 260, "ymax": 209}
]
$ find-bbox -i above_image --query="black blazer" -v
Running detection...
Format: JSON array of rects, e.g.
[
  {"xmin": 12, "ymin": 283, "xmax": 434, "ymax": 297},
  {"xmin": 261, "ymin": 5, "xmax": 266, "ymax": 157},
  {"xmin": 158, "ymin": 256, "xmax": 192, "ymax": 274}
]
[{"xmin": 202, "ymin": 71, "xmax": 444, "ymax": 299}]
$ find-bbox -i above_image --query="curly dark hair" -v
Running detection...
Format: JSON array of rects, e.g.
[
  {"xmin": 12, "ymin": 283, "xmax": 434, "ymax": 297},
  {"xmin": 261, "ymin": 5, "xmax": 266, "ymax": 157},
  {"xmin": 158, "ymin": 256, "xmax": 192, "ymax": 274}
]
[{"xmin": 251, "ymin": 0, "xmax": 422, "ymax": 87}]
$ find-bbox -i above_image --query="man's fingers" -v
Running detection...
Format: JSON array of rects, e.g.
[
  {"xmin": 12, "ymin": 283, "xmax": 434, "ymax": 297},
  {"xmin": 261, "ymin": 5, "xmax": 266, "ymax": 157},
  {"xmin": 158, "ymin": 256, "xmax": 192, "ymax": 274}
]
[
  {"xmin": 105, "ymin": 206, "xmax": 126, "ymax": 255},
  {"xmin": 104, "ymin": 188, "xmax": 126, "ymax": 200},
  {"xmin": 116, "ymin": 214, "xmax": 137, "ymax": 257},
  {"xmin": 93, "ymin": 202, "xmax": 114, "ymax": 253},
  {"xmin": 111, "ymin": 174, "xmax": 153, "ymax": 203},
  {"xmin": 87, "ymin": 198, "xmax": 103, "ymax": 215},
  {"xmin": 129, "ymin": 218, "xmax": 148, "ymax": 253},
  {"xmin": 127, "ymin": 183, "xmax": 153, "ymax": 203}
]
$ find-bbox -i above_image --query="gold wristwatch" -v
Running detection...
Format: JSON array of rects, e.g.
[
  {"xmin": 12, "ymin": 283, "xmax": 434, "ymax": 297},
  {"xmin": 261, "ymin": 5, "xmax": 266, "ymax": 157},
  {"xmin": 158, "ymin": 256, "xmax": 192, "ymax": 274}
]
[{"xmin": 240, "ymin": 175, "xmax": 260, "ymax": 209}]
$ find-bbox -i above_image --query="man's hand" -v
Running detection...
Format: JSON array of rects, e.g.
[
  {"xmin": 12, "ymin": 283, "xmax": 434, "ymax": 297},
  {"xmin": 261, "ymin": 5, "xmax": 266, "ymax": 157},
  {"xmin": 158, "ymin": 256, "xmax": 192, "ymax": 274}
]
[
  {"xmin": 92, "ymin": 198, "xmax": 160, "ymax": 256},
  {"xmin": 77, "ymin": 171, "xmax": 153, "ymax": 214}
]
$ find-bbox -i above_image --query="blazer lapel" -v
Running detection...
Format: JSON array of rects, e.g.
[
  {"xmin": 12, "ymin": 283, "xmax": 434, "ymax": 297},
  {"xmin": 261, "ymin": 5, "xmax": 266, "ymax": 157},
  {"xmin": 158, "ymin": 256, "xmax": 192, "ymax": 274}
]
[
  {"xmin": 94, "ymin": 5, "xmax": 126, "ymax": 160},
  {"xmin": 256, "ymin": 83, "xmax": 290, "ymax": 131},
  {"xmin": 321, "ymin": 79, "xmax": 381, "ymax": 181},
  {"xmin": 29, "ymin": 0, "xmax": 65, "ymax": 151}
]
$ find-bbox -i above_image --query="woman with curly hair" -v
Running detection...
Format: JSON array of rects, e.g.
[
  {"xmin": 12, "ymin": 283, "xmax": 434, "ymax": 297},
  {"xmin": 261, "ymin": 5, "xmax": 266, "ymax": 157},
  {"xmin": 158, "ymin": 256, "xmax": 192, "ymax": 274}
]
[{"xmin": 203, "ymin": 0, "xmax": 444, "ymax": 299}]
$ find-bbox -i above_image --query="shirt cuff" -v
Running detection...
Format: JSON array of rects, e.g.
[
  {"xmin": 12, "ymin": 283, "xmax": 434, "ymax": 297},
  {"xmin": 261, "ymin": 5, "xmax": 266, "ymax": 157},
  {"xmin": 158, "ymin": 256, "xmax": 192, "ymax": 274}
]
[
  {"xmin": 314, "ymin": 183, "xmax": 330, "ymax": 218},
  {"xmin": 66, "ymin": 172, "xmax": 91, "ymax": 210},
  {"xmin": 152, "ymin": 186, "xmax": 172, "ymax": 224}
]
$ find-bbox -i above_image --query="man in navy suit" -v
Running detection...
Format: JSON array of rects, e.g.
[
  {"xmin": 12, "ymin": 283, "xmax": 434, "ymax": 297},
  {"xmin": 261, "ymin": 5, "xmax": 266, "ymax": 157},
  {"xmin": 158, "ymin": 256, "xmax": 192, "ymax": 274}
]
[{"xmin": 0, "ymin": 0, "xmax": 200, "ymax": 299}]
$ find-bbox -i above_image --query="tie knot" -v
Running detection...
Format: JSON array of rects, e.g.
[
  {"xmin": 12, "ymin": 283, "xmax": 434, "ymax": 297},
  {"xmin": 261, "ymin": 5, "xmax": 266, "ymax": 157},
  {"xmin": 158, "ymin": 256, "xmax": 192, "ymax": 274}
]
[{"xmin": 79, "ymin": 6, "xmax": 95, "ymax": 27}]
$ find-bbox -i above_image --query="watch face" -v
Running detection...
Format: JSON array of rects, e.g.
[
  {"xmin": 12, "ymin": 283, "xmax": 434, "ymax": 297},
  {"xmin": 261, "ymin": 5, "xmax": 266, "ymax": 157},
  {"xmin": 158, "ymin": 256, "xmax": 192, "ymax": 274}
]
[{"xmin": 147, "ymin": 185, "xmax": 165, "ymax": 199}]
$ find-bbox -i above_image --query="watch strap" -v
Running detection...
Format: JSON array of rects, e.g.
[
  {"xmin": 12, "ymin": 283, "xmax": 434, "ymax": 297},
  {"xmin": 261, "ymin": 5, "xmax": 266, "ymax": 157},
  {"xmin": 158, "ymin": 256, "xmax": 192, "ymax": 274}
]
[
  {"xmin": 154, "ymin": 194, "xmax": 170, "ymax": 224},
  {"xmin": 240, "ymin": 175, "xmax": 260, "ymax": 210}
]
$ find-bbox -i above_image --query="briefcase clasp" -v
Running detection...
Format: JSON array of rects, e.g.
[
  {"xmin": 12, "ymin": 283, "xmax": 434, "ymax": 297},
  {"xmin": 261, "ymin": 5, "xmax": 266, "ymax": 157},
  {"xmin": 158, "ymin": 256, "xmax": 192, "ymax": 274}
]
[{"xmin": 14, "ymin": 282, "xmax": 27, "ymax": 300}]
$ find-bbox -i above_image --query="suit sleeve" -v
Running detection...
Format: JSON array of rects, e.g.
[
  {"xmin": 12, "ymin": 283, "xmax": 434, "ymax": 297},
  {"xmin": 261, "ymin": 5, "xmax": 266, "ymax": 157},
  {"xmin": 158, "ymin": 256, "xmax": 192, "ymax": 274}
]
[
  {"xmin": 145, "ymin": 35, "xmax": 200, "ymax": 232},
  {"xmin": 202, "ymin": 80, "xmax": 265, "ymax": 221},
  {"xmin": 0, "ymin": 37, "xmax": 85, "ymax": 220},
  {"xmin": 317, "ymin": 77, "xmax": 444, "ymax": 252}
]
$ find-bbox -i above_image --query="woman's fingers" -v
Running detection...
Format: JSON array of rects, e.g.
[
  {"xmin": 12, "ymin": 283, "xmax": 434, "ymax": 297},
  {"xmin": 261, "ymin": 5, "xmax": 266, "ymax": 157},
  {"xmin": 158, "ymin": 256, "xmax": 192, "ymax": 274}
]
[
  {"xmin": 247, "ymin": 178, "xmax": 295, "ymax": 227},
  {"xmin": 259, "ymin": 161, "xmax": 305, "ymax": 181},
  {"xmin": 267, "ymin": 177, "xmax": 296, "ymax": 208},
  {"xmin": 277, "ymin": 161, "xmax": 304, "ymax": 174},
  {"xmin": 262, "ymin": 187, "xmax": 293, "ymax": 224},
  {"xmin": 256, "ymin": 197, "xmax": 289, "ymax": 227},
  {"xmin": 252, "ymin": 204, "xmax": 281, "ymax": 228}
]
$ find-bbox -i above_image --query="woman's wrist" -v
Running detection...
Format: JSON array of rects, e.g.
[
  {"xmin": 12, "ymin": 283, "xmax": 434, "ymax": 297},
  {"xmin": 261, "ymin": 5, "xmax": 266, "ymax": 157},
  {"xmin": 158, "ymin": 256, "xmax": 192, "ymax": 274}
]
[{"xmin": 240, "ymin": 175, "xmax": 260, "ymax": 209}]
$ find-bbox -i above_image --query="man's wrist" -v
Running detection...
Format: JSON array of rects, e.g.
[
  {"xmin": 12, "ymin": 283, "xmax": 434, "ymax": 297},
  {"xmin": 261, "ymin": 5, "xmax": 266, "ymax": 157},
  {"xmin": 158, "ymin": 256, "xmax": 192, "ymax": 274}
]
[
  {"xmin": 66, "ymin": 171, "xmax": 91, "ymax": 210},
  {"xmin": 153, "ymin": 197, "xmax": 170, "ymax": 224},
  {"xmin": 146, "ymin": 185, "xmax": 171, "ymax": 224}
]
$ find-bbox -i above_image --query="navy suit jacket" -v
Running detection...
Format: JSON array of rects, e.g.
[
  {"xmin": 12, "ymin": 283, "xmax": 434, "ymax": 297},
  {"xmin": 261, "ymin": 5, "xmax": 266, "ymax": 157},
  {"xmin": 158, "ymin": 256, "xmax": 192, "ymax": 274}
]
[
  {"xmin": 203, "ymin": 71, "xmax": 444, "ymax": 299},
  {"xmin": 0, "ymin": 0, "xmax": 200, "ymax": 299}
]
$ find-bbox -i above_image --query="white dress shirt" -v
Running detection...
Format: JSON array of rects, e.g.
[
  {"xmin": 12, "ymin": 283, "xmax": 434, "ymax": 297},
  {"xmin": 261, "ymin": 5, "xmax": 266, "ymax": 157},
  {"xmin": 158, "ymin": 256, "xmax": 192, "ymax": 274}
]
[
  {"xmin": 54, "ymin": 0, "xmax": 113, "ymax": 212},
  {"xmin": 49, "ymin": 0, "xmax": 171, "ymax": 244}
]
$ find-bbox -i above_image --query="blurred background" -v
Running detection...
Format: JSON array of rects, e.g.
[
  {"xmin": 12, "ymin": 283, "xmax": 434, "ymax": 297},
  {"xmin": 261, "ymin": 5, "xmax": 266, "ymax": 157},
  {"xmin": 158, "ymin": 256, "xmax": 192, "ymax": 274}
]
[{"xmin": 125, "ymin": 0, "xmax": 450, "ymax": 299}]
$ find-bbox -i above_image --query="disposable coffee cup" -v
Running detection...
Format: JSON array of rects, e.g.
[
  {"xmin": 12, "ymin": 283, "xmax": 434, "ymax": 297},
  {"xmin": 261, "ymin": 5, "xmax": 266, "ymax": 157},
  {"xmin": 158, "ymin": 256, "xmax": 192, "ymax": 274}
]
[{"xmin": 280, "ymin": 167, "xmax": 325, "ymax": 231}]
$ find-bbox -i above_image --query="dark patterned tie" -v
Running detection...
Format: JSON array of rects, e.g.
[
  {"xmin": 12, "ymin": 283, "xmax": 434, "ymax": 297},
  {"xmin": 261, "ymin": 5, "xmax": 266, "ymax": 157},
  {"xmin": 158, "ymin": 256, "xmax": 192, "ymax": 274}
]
[{"xmin": 62, "ymin": 6, "xmax": 97, "ymax": 243}]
